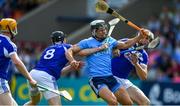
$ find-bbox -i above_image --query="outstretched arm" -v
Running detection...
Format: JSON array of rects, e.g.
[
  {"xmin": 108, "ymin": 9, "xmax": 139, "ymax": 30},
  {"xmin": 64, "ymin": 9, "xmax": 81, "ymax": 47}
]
[
  {"xmin": 10, "ymin": 53, "xmax": 37, "ymax": 86},
  {"xmin": 78, "ymin": 43, "xmax": 109, "ymax": 56},
  {"xmin": 65, "ymin": 45, "xmax": 82, "ymax": 69},
  {"xmin": 61, "ymin": 61, "xmax": 84, "ymax": 76},
  {"xmin": 61, "ymin": 65, "xmax": 73, "ymax": 76},
  {"xmin": 116, "ymin": 28, "xmax": 147, "ymax": 49}
]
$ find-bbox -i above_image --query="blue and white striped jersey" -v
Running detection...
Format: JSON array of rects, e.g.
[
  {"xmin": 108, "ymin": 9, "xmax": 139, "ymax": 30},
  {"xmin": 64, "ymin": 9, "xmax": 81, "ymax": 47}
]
[{"xmin": 0, "ymin": 34, "xmax": 17, "ymax": 80}]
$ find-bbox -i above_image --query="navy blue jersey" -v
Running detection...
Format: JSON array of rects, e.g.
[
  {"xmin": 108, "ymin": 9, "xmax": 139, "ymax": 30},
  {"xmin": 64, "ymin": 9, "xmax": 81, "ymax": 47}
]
[
  {"xmin": 34, "ymin": 43, "xmax": 71, "ymax": 80},
  {"xmin": 0, "ymin": 34, "xmax": 17, "ymax": 80},
  {"xmin": 111, "ymin": 39, "xmax": 148, "ymax": 79}
]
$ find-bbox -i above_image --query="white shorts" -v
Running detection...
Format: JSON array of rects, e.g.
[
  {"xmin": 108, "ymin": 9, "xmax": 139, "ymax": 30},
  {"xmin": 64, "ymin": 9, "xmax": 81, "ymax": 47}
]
[
  {"xmin": 0, "ymin": 78, "xmax": 10, "ymax": 94},
  {"xmin": 29, "ymin": 69, "xmax": 59, "ymax": 100},
  {"xmin": 114, "ymin": 76, "xmax": 133, "ymax": 89}
]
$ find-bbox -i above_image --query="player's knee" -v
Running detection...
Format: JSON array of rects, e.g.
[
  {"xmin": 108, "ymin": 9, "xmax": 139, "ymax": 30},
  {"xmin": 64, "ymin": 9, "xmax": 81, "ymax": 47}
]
[
  {"xmin": 138, "ymin": 98, "xmax": 150, "ymax": 105},
  {"xmin": 127, "ymin": 99, "xmax": 133, "ymax": 105},
  {"xmin": 107, "ymin": 98, "xmax": 118, "ymax": 105},
  {"xmin": 32, "ymin": 98, "xmax": 40, "ymax": 105},
  {"xmin": 143, "ymin": 98, "xmax": 151, "ymax": 105},
  {"xmin": 23, "ymin": 100, "xmax": 39, "ymax": 106},
  {"xmin": 122, "ymin": 98, "xmax": 133, "ymax": 105},
  {"xmin": 30, "ymin": 87, "xmax": 40, "ymax": 96},
  {"xmin": 30, "ymin": 92, "xmax": 41, "ymax": 105}
]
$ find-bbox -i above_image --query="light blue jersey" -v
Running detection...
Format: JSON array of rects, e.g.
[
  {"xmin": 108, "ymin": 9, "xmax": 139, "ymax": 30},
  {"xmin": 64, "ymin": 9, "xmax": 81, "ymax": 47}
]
[
  {"xmin": 78, "ymin": 37, "xmax": 118, "ymax": 78},
  {"xmin": 0, "ymin": 34, "xmax": 17, "ymax": 80},
  {"xmin": 34, "ymin": 43, "xmax": 71, "ymax": 80}
]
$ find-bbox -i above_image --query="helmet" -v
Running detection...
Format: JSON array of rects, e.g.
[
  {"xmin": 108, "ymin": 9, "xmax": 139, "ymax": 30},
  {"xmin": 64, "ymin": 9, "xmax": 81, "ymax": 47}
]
[
  {"xmin": 50, "ymin": 31, "xmax": 66, "ymax": 44},
  {"xmin": 137, "ymin": 29, "xmax": 155, "ymax": 46},
  {"xmin": 90, "ymin": 20, "xmax": 108, "ymax": 39},
  {"xmin": 90, "ymin": 20, "xmax": 108, "ymax": 31},
  {"xmin": 147, "ymin": 30, "xmax": 154, "ymax": 42},
  {"xmin": 0, "ymin": 18, "xmax": 18, "ymax": 36}
]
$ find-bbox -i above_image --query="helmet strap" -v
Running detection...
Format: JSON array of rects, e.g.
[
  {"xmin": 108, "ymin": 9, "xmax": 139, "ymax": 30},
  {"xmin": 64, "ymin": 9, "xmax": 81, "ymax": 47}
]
[{"xmin": 7, "ymin": 25, "xmax": 15, "ymax": 40}]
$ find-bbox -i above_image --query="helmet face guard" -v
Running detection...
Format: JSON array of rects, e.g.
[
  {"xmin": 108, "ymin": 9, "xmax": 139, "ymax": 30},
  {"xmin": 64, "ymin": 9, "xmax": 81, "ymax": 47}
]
[
  {"xmin": 50, "ymin": 31, "xmax": 66, "ymax": 44},
  {"xmin": 137, "ymin": 29, "xmax": 155, "ymax": 46},
  {"xmin": 0, "ymin": 18, "xmax": 18, "ymax": 39},
  {"xmin": 90, "ymin": 20, "xmax": 108, "ymax": 40}
]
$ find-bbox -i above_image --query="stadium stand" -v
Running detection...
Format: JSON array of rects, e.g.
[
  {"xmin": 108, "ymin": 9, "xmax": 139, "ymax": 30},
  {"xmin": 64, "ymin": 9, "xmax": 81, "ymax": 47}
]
[{"xmin": 1, "ymin": 0, "xmax": 180, "ymax": 105}]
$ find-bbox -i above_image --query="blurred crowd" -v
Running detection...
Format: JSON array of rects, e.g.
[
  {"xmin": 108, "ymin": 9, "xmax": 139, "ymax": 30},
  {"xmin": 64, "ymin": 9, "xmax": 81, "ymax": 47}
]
[
  {"xmin": 0, "ymin": 0, "xmax": 49, "ymax": 20},
  {"xmin": 145, "ymin": 0, "xmax": 180, "ymax": 83},
  {"xmin": 1, "ymin": 0, "xmax": 180, "ymax": 82}
]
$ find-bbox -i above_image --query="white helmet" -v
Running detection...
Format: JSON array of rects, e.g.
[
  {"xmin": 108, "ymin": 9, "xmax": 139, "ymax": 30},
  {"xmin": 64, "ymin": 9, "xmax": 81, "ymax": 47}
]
[
  {"xmin": 138, "ymin": 29, "xmax": 154, "ymax": 42},
  {"xmin": 145, "ymin": 29, "xmax": 154, "ymax": 42}
]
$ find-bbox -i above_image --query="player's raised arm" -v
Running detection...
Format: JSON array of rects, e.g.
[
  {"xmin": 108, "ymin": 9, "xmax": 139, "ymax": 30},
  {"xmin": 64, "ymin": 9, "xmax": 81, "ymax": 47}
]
[{"xmin": 116, "ymin": 28, "xmax": 147, "ymax": 49}]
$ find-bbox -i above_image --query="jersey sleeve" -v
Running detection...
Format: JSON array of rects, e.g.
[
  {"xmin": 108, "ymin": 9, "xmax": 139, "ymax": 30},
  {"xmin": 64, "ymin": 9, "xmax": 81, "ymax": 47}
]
[
  {"xmin": 64, "ymin": 44, "xmax": 72, "ymax": 49},
  {"xmin": 62, "ymin": 44, "xmax": 72, "ymax": 52},
  {"xmin": 139, "ymin": 50, "xmax": 148, "ymax": 65},
  {"xmin": 5, "ymin": 41, "xmax": 17, "ymax": 57},
  {"xmin": 109, "ymin": 37, "xmax": 118, "ymax": 48},
  {"xmin": 77, "ymin": 39, "xmax": 88, "ymax": 49}
]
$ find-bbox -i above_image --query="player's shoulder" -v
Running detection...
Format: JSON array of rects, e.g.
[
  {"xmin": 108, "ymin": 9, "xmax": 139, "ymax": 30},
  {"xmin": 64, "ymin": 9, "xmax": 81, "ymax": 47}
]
[
  {"xmin": 85, "ymin": 37, "xmax": 94, "ymax": 41},
  {"xmin": 0, "ymin": 34, "xmax": 17, "ymax": 48},
  {"xmin": 78, "ymin": 37, "xmax": 94, "ymax": 44},
  {"xmin": 63, "ymin": 43, "xmax": 72, "ymax": 47},
  {"xmin": 48, "ymin": 43, "xmax": 71, "ymax": 49},
  {"xmin": 0, "ymin": 34, "xmax": 9, "ymax": 43}
]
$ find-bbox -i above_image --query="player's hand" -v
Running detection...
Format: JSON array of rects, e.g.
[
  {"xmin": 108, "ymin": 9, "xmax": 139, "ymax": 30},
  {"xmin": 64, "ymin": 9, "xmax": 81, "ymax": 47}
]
[
  {"xmin": 138, "ymin": 28, "xmax": 149, "ymax": 39},
  {"xmin": 129, "ymin": 53, "xmax": 139, "ymax": 66},
  {"xmin": 98, "ymin": 43, "xmax": 109, "ymax": 51},
  {"xmin": 70, "ymin": 60, "xmax": 79, "ymax": 69},
  {"xmin": 112, "ymin": 48, "xmax": 120, "ymax": 57},
  {"xmin": 29, "ymin": 79, "xmax": 37, "ymax": 88},
  {"xmin": 76, "ymin": 61, "xmax": 84, "ymax": 70}
]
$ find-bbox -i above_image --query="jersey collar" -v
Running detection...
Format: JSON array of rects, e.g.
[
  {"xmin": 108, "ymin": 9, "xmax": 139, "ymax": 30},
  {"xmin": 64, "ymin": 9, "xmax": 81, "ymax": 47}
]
[{"xmin": 0, "ymin": 34, "xmax": 11, "ymax": 41}]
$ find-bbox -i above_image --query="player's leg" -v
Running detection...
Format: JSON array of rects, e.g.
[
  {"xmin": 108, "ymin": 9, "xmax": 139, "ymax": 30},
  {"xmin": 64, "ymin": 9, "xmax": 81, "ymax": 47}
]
[
  {"xmin": 115, "ymin": 77, "xmax": 150, "ymax": 105},
  {"xmin": 109, "ymin": 76, "xmax": 133, "ymax": 105},
  {"xmin": 24, "ymin": 69, "xmax": 44, "ymax": 105},
  {"xmin": 99, "ymin": 86, "xmax": 118, "ymax": 105},
  {"xmin": 127, "ymin": 85, "xmax": 150, "ymax": 105},
  {"xmin": 89, "ymin": 77, "xmax": 118, "ymax": 105},
  {"xmin": 36, "ymin": 70, "xmax": 61, "ymax": 105},
  {"xmin": 114, "ymin": 87, "xmax": 133, "ymax": 105},
  {"xmin": 47, "ymin": 95, "xmax": 61, "ymax": 105},
  {"xmin": 0, "ymin": 78, "xmax": 18, "ymax": 105},
  {"xmin": 24, "ymin": 90, "xmax": 41, "ymax": 105},
  {"xmin": 0, "ymin": 92, "xmax": 18, "ymax": 105}
]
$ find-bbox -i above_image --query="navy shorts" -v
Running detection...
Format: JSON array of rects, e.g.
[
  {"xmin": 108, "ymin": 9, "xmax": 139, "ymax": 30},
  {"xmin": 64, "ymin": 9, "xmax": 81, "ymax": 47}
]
[{"xmin": 89, "ymin": 75, "xmax": 122, "ymax": 98}]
